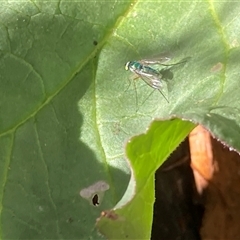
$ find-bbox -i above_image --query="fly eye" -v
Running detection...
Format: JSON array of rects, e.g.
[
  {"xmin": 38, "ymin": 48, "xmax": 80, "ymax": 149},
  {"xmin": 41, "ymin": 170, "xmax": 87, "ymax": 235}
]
[{"xmin": 125, "ymin": 62, "xmax": 130, "ymax": 70}]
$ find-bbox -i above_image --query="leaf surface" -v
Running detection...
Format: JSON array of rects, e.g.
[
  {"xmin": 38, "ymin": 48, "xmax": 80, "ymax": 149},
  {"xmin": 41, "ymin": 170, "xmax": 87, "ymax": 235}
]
[{"xmin": 1, "ymin": 1, "xmax": 240, "ymax": 239}]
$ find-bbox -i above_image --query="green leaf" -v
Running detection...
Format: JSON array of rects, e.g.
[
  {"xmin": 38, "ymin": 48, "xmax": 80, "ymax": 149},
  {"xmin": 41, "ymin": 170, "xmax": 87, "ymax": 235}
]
[
  {"xmin": 96, "ymin": 1, "xmax": 240, "ymax": 151},
  {"xmin": 1, "ymin": 1, "xmax": 240, "ymax": 239},
  {"xmin": 96, "ymin": 119, "xmax": 195, "ymax": 239},
  {"xmin": 0, "ymin": 1, "xmax": 131, "ymax": 239}
]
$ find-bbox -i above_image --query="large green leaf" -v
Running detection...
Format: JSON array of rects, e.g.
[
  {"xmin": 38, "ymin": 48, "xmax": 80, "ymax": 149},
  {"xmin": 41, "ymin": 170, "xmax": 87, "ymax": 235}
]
[
  {"xmin": 1, "ymin": 1, "xmax": 240, "ymax": 239},
  {"xmin": 0, "ymin": 1, "xmax": 131, "ymax": 239}
]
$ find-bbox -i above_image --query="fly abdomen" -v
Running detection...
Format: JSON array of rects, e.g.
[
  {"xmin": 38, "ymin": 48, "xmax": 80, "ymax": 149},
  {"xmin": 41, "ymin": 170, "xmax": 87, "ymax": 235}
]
[{"xmin": 141, "ymin": 65, "xmax": 159, "ymax": 76}]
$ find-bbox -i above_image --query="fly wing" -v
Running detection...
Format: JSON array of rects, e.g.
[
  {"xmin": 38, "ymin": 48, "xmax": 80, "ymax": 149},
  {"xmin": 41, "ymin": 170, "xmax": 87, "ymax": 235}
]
[
  {"xmin": 135, "ymin": 73, "xmax": 169, "ymax": 103},
  {"xmin": 136, "ymin": 73, "xmax": 163, "ymax": 89},
  {"xmin": 140, "ymin": 53, "xmax": 173, "ymax": 65},
  {"xmin": 140, "ymin": 57, "xmax": 171, "ymax": 66},
  {"xmin": 140, "ymin": 56, "xmax": 190, "ymax": 67}
]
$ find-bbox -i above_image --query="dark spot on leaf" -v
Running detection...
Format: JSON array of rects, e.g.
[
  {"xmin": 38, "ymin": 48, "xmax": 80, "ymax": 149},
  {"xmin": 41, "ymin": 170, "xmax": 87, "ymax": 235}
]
[
  {"xmin": 92, "ymin": 194, "xmax": 99, "ymax": 206},
  {"xmin": 93, "ymin": 40, "xmax": 98, "ymax": 46},
  {"xmin": 67, "ymin": 217, "xmax": 73, "ymax": 223}
]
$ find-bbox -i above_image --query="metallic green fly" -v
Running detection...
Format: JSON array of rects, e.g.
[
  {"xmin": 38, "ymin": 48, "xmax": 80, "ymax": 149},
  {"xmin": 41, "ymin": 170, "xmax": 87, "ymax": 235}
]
[
  {"xmin": 125, "ymin": 60, "xmax": 168, "ymax": 102},
  {"xmin": 125, "ymin": 58, "xmax": 186, "ymax": 103}
]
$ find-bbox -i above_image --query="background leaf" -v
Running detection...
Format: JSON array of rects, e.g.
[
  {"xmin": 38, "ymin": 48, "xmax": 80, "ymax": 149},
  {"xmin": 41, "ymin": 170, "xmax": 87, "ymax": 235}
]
[
  {"xmin": 1, "ymin": 1, "xmax": 240, "ymax": 239},
  {"xmin": 96, "ymin": 119, "xmax": 195, "ymax": 239}
]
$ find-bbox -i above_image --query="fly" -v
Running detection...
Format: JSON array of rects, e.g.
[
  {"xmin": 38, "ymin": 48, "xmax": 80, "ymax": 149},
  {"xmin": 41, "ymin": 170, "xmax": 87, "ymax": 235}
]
[
  {"xmin": 125, "ymin": 60, "xmax": 168, "ymax": 102},
  {"xmin": 125, "ymin": 58, "xmax": 187, "ymax": 103}
]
